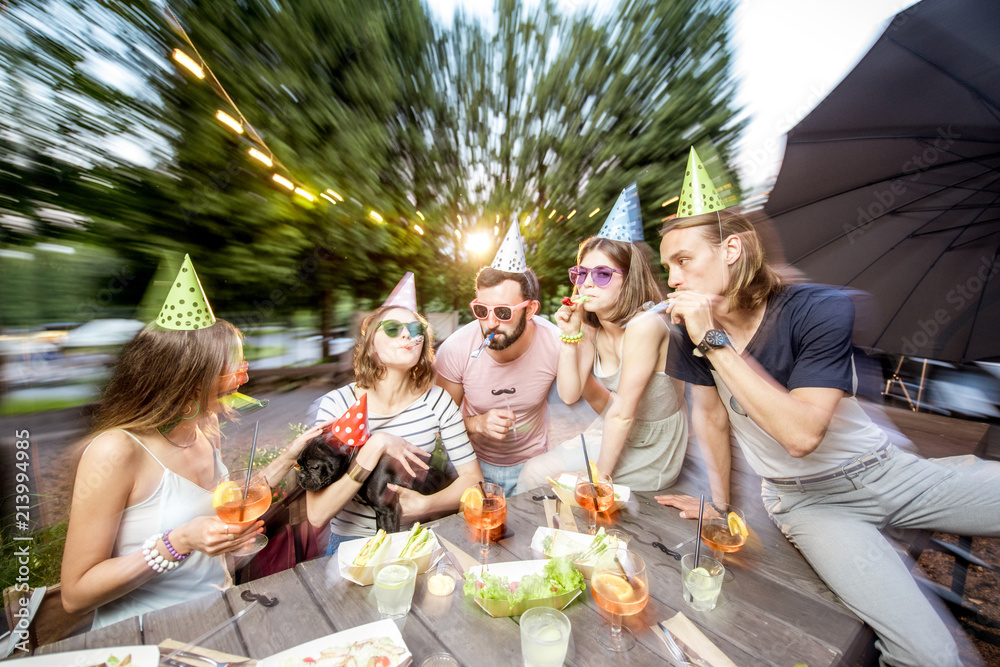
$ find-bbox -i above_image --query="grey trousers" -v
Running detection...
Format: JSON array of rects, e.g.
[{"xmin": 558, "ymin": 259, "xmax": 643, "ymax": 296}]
[{"xmin": 761, "ymin": 446, "xmax": 1000, "ymax": 666}]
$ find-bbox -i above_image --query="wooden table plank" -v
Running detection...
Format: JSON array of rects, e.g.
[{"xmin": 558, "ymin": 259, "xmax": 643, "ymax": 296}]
[
  {"xmin": 295, "ymin": 556, "xmax": 450, "ymax": 661},
  {"xmin": 141, "ymin": 591, "xmax": 246, "ymax": 657},
  {"xmin": 32, "ymin": 633, "xmax": 85, "ymax": 654},
  {"xmin": 226, "ymin": 568, "xmax": 334, "ymax": 659}
]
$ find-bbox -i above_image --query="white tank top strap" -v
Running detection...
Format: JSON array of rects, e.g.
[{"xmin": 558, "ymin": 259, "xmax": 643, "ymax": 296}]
[{"xmin": 117, "ymin": 429, "xmax": 168, "ymax": 470}]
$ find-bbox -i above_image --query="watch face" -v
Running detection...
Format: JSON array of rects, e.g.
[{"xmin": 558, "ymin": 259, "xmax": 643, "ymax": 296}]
[{"xmin": 705, "ymin": 330, "xmax": 728, "ymax": 347}]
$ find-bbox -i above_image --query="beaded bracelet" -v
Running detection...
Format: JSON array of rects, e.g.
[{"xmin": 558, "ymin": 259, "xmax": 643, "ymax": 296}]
[
  {"xmin": 559, "ymin": 331, "xmax": 584, "ymax": 344},
  {"xmin": 142, "ymin": 533, "xmax": 180, "ymax": 574},
  {"xmin": 162, "ymin": 529, "xmax": 190, "ymax": 561}
]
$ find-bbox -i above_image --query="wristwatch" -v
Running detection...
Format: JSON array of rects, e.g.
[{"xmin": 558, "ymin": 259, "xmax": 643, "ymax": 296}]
[{"xmin": 694, "ymin": 329, "xmax": 730, "ymax": 357}]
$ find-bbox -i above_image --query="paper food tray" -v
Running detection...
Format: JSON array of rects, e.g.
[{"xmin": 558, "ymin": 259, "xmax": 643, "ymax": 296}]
[
  {"xmin": 258, "ymin": 618, "xmax": 410, "ymax": 667},
  {"xmin": 337, "ymin": 528, "xmax": 443, "ymax": 586},
  {"xmin": 551, "ymin": 473, "xmax": 630, "ymax": 511},
  {"xmin": 530, "ymin": 526, "xmax": 629, "ymax": 579},
  {"xmin": 465, "ymin": 559, "xmax": 583, "ymax": 617}
]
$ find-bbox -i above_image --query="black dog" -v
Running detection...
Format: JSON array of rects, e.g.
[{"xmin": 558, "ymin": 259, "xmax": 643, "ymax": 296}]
[{"xmin": 296, "ymin": 436, "xmax": 456, "ymax": 533}]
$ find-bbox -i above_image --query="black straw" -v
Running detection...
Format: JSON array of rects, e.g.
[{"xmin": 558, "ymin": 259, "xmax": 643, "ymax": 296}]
[
  {"xmin": 694, "ymin": 495, "xmax": 705, "ymax": 566},
  {"xmin": 243, "ymin": 421, "xmax": 260, "ymax": 500}
]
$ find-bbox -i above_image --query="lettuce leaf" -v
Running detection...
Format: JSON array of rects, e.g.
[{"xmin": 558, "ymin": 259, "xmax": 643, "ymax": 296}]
[{"xmin": 463, "ymin": 557, "xmax": 584, "ymax": 605}]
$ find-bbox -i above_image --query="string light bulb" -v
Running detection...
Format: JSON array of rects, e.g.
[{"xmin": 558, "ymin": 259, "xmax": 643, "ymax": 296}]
[
  {"xmin": 588, "ymin": 208, "xmax": 601, "ymax": 218},
  {"xmin": 414, "ymin": 224, "xmax": 424, "ymax": 235},
  {"xmin": 248, "ymin": 148, "xmax": 272, "ymax": 167},
  {"xmin": 272, "ymin": 174, "xmax": 294, "ymax": 190},
  {"xmin": 370, "ymin": 211, "xmax": 384, "ymax": 223},
  {"xmin": 567, "ymin": 209, "xmax": 577, "ymax": 219},
  {"xmin": 215, "ymin": 110, "xmax": 243, "ymax": 134},
  {"xmin": 325, "ymin": 189, "xmax": 344, "ymax": 202},
  {"xmin": 171, "ymin": 49, "xmax": 204, "ymax": 79},
  {"xmin": 294, "ymin": 187, "xmax": 315, "ymax": 202}
]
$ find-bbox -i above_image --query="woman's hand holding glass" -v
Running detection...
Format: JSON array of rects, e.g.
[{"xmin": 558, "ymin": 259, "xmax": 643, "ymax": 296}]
[{"xmin": 164, "ymin": 514, "xmax": 264, "ymax": 558}]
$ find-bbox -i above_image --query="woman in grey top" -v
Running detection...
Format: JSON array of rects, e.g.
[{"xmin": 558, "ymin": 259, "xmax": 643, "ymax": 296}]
[{"xmin": 517, "ymin": 236, "xmax": 688, "ymax": 492}]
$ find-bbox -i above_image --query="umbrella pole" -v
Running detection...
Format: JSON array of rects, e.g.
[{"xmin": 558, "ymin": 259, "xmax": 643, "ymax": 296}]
[{"xmin": 884, "ymin": 356, "xmax": 918, "ymax": 412}]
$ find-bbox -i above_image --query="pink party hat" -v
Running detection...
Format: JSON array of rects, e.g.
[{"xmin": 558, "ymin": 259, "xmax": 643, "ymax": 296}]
[{"xmin": 382, "ymin": 271, "xmax": 418, "ymax": 311}]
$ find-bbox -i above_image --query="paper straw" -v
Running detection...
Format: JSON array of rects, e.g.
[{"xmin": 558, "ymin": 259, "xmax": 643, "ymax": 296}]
[
  {"xmin": 580, "ymin": 434, "xmax": 600, "ymax": 499},
  {"xmin": 242, "ymin": 420, "xmax": 260, "ymax": 505},
  {"xmin": 694, "ymin": 495, "xmax": 705, "ymax": 566}
]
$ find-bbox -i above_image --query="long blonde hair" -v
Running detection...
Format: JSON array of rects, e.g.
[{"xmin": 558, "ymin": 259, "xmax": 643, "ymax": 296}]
[
  {"xmin": 660, "ymin": 209, "xmax": 784, "ymax": 311},
  {"xmin": 89, "ymin": 320, "xmax": 243, "ymax": 435}
]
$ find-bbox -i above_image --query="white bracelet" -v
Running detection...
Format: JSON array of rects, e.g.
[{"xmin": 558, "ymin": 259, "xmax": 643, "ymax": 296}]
[{"xmin": 142, "ymin": 533, "xmax": 181, "ymax": 574}]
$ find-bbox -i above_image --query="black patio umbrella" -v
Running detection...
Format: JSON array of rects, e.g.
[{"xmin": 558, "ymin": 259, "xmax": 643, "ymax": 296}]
[{"xmin": 763, "ymin": 0, "xmax": 1000, "ymax": 363}]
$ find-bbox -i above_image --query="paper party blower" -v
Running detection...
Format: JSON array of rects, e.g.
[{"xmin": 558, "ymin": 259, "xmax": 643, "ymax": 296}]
[
  {"xmin": 491, "ymin": 222, "xmax": 528, "ymax": 273},
  {"xmin": 155, "ymin": 254, "xmax": 216, "ymax": 330},
  {"xmin": 597, "ymin": 182, "xmax": 643, "ymax": 243},
  {"xmin": 324, "ymin": 393, "xmax": 370, "ymax": 448},
  {"xmin": 676, "ymin": 147, "xmax": 726, "ymax": 218},
  {"xmin": 382, "ymin": 271, "xmax": 418, "ymax": 312}
]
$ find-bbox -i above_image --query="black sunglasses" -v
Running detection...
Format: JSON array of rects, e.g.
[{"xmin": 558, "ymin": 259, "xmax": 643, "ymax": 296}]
[{"xmin": 377, "ymin": 320, "xmax": 427, "ymax": 338}]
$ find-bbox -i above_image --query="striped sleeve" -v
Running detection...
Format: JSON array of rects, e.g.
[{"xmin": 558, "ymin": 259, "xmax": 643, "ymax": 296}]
[
  {"xmin": 429, "ymin": 386, "xmax": 477, "ymax": 465},
  {"xmin": 307, "ymin": 385, "xmax": 352, "ymax": 426}
]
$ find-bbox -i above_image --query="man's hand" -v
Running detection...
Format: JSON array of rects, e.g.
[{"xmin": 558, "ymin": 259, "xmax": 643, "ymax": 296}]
[
  {"xmin": 654, "ymin": 493, "xmax": 703, "ymax": 520},
  {"xmin": 469, "ymin": 408, "xmax": 516, "ymax": 440},
  {"xmin": 666, "ymin": 290, "xmax": 720, "ymax": 346}
]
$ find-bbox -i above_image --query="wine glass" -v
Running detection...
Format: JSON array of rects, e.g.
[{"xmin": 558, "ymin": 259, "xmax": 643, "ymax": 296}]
[
  {"xmin": 213, "ymin": 469, "xmax": 272, "ymax": 556},
  {"xmin": 591, "ymin": 551, "xmax": 648, "ymax": 652},
  {"xmin": 462, "ymin": 482, "xmax": 506, "ymax": 561},
  {"xmin": 700, "ymin": 502, "xmax": 747, "ymax": 563},
  {"xmin": 575, "ymin": 471, "xmax": 614, "ymax": 535}
]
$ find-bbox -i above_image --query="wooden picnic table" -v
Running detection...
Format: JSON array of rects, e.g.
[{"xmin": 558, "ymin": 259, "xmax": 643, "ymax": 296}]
[{"xmin": 34, "ymin": 454, "xmax": 872, "ymax": 667}]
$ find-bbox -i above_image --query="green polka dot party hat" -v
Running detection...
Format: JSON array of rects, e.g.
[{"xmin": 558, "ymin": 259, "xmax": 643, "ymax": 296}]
[
  {"xmin": 155, "ymin": 254, "xmax": 217, "ymax": 330},
  {"xmin": 676, "ymin": 147, "xmax": 726, "ymax": 218}
]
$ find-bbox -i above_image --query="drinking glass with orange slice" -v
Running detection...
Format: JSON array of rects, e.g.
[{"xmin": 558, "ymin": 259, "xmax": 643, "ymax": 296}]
[
  {"xmin": 461, "ymin": 483, "xmax": 506, "ymax": 561},
  {"xmin": 213, "ymin": 469, "xmax": 272, "ymax": 556},
  {"xmin": 699, "ymin": 503, "xmax": 748, "ymax": 563},
  {"xmin": 591, "ymin": 550, "xmax": 648, "ymax": 652},
  {"xmin": 575, "ymin": 463, "xmax": 613, "ymax": 535}
]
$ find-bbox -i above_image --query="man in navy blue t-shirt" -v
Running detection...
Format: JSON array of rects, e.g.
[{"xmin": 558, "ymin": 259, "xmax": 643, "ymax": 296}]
[{"xmin": 657, "ymin": 208, "xmax": 999, "ymax": 667}]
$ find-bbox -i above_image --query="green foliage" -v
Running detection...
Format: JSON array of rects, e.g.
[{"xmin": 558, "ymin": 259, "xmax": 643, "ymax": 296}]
[
  {"xmin": 1, "ymin": 0, "xmax": 744, "ymax": 329},
  {"xmin": 1, "ymin": 521, "xmax": 68, "ymax": 589}
]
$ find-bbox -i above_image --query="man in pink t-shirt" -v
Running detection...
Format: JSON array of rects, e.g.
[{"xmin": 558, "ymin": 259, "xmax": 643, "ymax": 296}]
[{"xmin": 434, "ymin": 266, "xmax": 563, "ymax": 493}]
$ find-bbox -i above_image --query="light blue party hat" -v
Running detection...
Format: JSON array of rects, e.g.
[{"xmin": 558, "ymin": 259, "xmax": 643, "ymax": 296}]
[{"xmin": 596, "ymin": 183, "xmax": 643, "ymax": 243}]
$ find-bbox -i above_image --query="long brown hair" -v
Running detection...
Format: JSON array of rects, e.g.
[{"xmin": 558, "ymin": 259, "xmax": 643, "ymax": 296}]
[
  {"xmin": 354, "ymin": 306, "xmax": 435, "ymax": 393},
  {"xmin": 89, "ymin": 320, "xmax": 243, "ymax": 436},
  {"xmin": 660, "ymin": 208, "xmax": 785, "ymax": 311},
  {"xmin": 577, "ymin": 236, "xmax": 664, "ymax": 327}
]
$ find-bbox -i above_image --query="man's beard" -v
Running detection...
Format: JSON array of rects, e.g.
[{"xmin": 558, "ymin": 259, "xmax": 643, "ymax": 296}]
[{"xmin": 487, "ymin": 311, "xmax": 528, "ymax": 351}]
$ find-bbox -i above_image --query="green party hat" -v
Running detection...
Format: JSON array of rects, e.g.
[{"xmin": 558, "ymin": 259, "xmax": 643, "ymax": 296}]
[
  {"xmin": 676, "ymin": 147, "xmax": 726, "ymax": 218},
  {"xmin": 155, "ymin": 254, "xmax": 217, "ymax": 330}
]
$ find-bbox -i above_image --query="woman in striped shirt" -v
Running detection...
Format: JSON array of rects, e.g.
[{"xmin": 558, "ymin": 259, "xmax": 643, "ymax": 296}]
[{"xmin": 306, "ymin": 305, "xmax": 483, "ymax": 552}]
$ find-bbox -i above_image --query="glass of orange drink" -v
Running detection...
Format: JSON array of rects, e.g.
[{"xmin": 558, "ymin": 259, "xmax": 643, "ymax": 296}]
[
  {"xmin": 213, "ymin": 469, "xmax": 272, "ymax": 556},
  {"xmin": 591, "ymin": 550, "xmax": 648, "ymax": 652}
]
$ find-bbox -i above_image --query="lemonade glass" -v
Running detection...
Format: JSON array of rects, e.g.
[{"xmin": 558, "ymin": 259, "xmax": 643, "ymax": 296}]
[
  {"xmin": 212, "ymin": 469, "xmax": 272, "ymax": 556},
  {"xmin": 373, "ymin": 558, "xmax": 418, "ymax": 619},
  {"xmin": 520, "ymin": 606, "xmax": 571, "ymax": 667},
  {"xmin": 681, "ymin": 553, "xmax": 725, "ymax": 612},
  {"xmin": 590, "ymin": 551, "xmax": 648, "ymax": 652}
]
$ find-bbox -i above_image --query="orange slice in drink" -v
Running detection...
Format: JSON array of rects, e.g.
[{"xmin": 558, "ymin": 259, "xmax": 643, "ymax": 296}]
[
  {"xmin": 213, "ymin": 480, "xmax": 242, "ymax": 508},
  {"xmin": 727, "ymin": 512, "xmax": 748, "ymax": 537},
  {"xmin": 589, "ymin": 461, "xmax": 600, "ymax": 485},
  {"xmin": 461, "ymin": 487, "xmax": 483, "ymax": 510}
]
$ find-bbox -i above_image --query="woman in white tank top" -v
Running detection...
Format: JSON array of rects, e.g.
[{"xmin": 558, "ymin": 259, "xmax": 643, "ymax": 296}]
[{"xmin": 61, "ymin": 319, "xmax": 322, "ymax": 628}]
